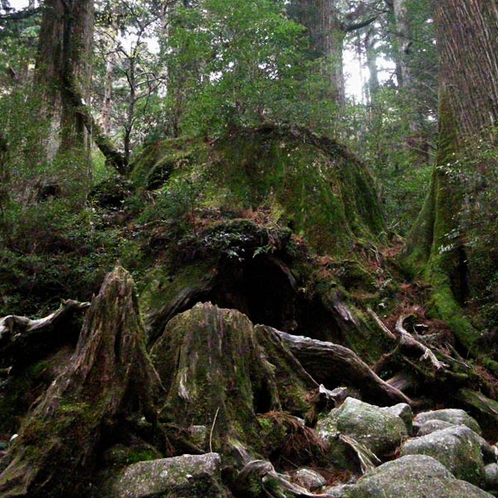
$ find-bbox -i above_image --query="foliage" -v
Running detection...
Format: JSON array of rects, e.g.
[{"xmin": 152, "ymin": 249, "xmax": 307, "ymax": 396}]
[
  {"xmin": 93, "ymin": 0, "xmax": 168, "ymax": 158},
  {"xmin": 164, "ymin": 0, "xmax": 324, "ymax": 137},
  {"xmin": 344, "ymin": 88, "xmax": 433, "ymax": 235}
]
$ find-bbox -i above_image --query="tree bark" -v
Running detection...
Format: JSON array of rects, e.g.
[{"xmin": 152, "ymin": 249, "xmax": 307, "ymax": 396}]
[
  {"xmin": 0, "ymin": 267, "xmax": 164, "ymax": 497},
  {"xmin": 32, "ymin": 0, "xmax": 94, "ymax": 175},
  {"xmin": 150, "ymin": 303, "xmax": 316, "ymax": 456},
  {"xmin": 404, "ymin": 0, "xmax": 498, "ymax": 357}
]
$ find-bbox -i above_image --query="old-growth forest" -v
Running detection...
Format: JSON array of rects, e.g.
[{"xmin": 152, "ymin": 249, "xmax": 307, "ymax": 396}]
[{"xmin": 1, "ymin": 1, "xmax": 498, "ymax": 497}]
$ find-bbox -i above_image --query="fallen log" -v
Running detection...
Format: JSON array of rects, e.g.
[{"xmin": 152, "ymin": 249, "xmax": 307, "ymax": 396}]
[
  {"xmin": 0, "ymin": 299, "xmax": 90, "ymax": 347},
  {"xmin": 0, "ymin": 299, "xmax": 91, "ymax": 373},
  {"xmin": 276, "ymin": 331, "xmax": 412, "ymax": 407}
]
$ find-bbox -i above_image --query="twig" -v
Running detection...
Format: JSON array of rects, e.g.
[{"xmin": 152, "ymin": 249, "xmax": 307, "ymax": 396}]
[{"xmin": 209, "ymin": 407, "xmax": 220, "ymax": 453}]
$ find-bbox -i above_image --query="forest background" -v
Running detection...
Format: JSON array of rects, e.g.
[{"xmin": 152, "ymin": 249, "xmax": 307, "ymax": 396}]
[{"xmin": 0, "ymin": 0, "xmax": 497, "ymax": 359}]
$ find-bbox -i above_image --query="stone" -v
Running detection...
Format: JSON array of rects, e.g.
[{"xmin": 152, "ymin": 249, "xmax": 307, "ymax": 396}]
[
  {"xmin": 401, "ymin": 425, "xmax": 486, "ymax": 486},
  {"xmin": 416, "ymin": 419, "xmax": 454, "ymax": 436},
  {"xmin": 380, "ymin": 403, "xmax": 413, "ymax": 435},
  {"xmin": 317, "ymin": 397, "xmax": 408, "ymax": 456},
  {"xmin": 484, "ymin": 463, "xmax": 498, "ymax": 490},
  {"xmin": 107, "ymin": 452, "xmax": 229, "ymax": 498},
  {"xmin": 413, "ymin": 408, "xmax": 482, "ymax": 435},
  {"xmin": 343, "ymin": 454, "xmax": 493, "ymax": 497},
  {"xmin": 292, "ymin": 467, "xmax": 327, "ymax": 491}
]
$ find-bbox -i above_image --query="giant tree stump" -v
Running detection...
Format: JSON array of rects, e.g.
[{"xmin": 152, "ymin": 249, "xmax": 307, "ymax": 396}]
[
  {"xmin": 0, "ymin": 267, "xmax": 163, "ymax": 497},
  {"xmin": 150, "ymin": 302, "xmax": 317, "ymax": 458}
]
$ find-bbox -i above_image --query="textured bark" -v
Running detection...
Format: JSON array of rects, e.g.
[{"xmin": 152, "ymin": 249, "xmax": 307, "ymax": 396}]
[
  {"xmin": 33, "ymin": 0, "xmax": 94, "ymax": 168},
  {"xmin": 276, "ymin": 331, "xmax": 412, "ymax": 407},
  {"xmin": 150, "ymin": 303, "xmax": 316, "ymax": 454},
  {"xmin": 434, "ymin": 1, "xmax": 498, "ymax": 138},
  {"xmin": 404, "ymin": 0, "xmax": 498, "ymax": 354},
  {"xmin": 0, "ymin": 267, "xmax": 163, "ymax": 497},
  {"xmin": 289, "ymin": 0, "xmax": 346, "ymax": 105},
  {"xmin": 392, "ymin": 0, "xmax": 412, "ymax": 88}
]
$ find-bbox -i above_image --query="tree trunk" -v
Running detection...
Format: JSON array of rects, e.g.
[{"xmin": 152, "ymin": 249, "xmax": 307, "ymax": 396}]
[
  {"xmin": 150, "ymin": 302, "xmax": 317, "ymax": 456},
  {"xmin": 32, "ymin": 0, "xmax": 94, "ymax": 180},
  {"xmin": 403, "ymin": 1, "xmax": 498, "ymax": 359},
  {"xmin": 392, "ymin": 0, "xmax": 412, "ymax": 88},
  {"xmin": 0, "ymin": 267, "xmax": 163, "ymax": 497},
  {"xmin": 289, "ymin": 0, "xmax": 346, "ymax": 106}
]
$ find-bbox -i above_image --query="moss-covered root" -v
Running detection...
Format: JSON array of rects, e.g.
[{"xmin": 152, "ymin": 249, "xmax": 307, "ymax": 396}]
[{"xmin": 0, "ymin": 267, "xmax": 163, "ymax": 497}]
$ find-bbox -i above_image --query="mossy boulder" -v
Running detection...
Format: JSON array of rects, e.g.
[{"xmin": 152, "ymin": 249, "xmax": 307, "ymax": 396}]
[
  {"xmin": 316, "ymin": 397, "xmax": 408, "ymax": 457},
  {"xmin": 401, "ymin": 425, "xmax": 487, "ymax": 486},
  {"xmin": 104, "ymin": 453, "xmax": 228, "ymax": 498},
  {"xmin": 343, "ymin": 455, "xmax": 493, "ymax": 498}
]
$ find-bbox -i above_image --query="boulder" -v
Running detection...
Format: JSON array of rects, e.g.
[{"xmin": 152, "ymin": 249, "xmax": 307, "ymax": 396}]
[
  {"xmin": 343, "ymin": 454, "xmax": 493, "ymax": 498},
  {"xmin": 413, "ymin": 408, "xmax": 482, "ymax": 435},
  {"xmin": 484, "ymin": 463, "xmax": 498, "ymax": 491},
  {"xmin": 106, "ymin": 453, "xmax": 229, "ymax": 498},
  {"xmin": 379, "ymin": 403, "xmax": 413, "ymax": 435},
  {"xmin": 401, "ymin": 425, "xmax": 486, "ymax": 486},
  {"xmin": 317, "ymin": 397, "xmax": 407, "ymax": 457},
  {"xmin": 416, "ymin": 419, "xmax": 454, "ymax": 436},
  {"xmin": 292, "ymin": 467, "xmax": 327, "ymax": 491}
]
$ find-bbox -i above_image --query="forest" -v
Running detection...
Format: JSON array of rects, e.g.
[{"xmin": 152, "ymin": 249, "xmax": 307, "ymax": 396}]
[{"xmin": 1, "ymin": 0, "xmax": 498, "ymax": 496}]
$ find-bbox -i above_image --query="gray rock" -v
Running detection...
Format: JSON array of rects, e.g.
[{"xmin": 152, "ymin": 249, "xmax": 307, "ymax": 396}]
[
  {"xmin": 343, "ymin": 454, "xmax": 493, "ymax": 497},
  {"xmin": 413, "ymin": 408, "xmax": 482, "ymax": 435},
  {"xmin": 323, "ymin": 483, "xmax": 356, "ymax": 496},
  {"xmin": 317, "ymin": 397, "xmax": 408, "ymax": 456},
  {"xmin": 292, "ymin": 467, "xmax": 327, "ymax": 491},
  {"xmin": 401, "ymin": 425, "xmax": 485, "ymax": 486},
  {"xmin": 380, "ymin": 403, "xmax": 413, "ymax": 434},
  {"xmin": 107, "ymin": 452, "xmax": 229, "ymax": 498},
  {"xmin": 416, "ymin": 418, "xmax": 454, "ymax": 436},
  {"xmin": 484, "ymin": 463, "xmax": 498, "ymax": 490}
]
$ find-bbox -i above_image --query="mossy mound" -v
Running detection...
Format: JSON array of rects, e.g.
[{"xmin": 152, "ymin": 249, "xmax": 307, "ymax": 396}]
[{"xmin": 132, "ymin": 125, "xmax": 384, "ymax": 256}]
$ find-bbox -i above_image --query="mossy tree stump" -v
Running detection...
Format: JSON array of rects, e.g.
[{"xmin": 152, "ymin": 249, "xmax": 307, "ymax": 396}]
[
  {"xmin": 0, "ymin": 267, "xmax": 163, "ymax": 497},
  {"xmin": 151, "ymin": 302, "xmax": 317, "ymax": 458}
]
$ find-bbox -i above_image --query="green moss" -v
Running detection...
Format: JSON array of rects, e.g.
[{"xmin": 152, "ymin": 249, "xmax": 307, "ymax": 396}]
[{"xmin": 131, "ymin": 126, "xmax": 385, "ymax": 257}]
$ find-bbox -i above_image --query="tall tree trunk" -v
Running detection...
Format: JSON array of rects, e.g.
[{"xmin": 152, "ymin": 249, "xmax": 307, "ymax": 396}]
[
  {"xmin": 33, "ymin": 0, "xmax": 94, "ymax": 180},
  {"xmin": 289, "ymin": 0, "xmax": 346, "ymax": 106},
  {"xmin": 392, "ymin": 0, "xmax": 412, "ymax": 88},
  {"xmin": 404, "ymin": 0, "xmax": 498, "ymax": 359}
]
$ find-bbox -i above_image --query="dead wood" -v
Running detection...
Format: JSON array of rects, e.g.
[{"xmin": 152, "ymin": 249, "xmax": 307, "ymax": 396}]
[
  {"xmin": 151, "ymin": 303, "xmax": 315, "ymax": 456},
  {"xmin": 276, "ymin": 331, "xmax": 412, "ymax": 407},
  {"xmin": 368, "ymin": 309, "xmax": 450, "ymax": 375},
  {"xmin": 233, "ymin": 459, "xmax": 332, "ymax": 498},
  {"xmin": 394, "ymin": 315, "xmax": 448, "ymax": 370},
  {"xmin": 0, "ymin": 300, "xmax": 90, "ymax": 372},
  {"xmin": 0, "ymin": 299, "xmax": 90, "ymax": 345},
  {"xmin": 0, "ymin": 267, "xmax": 164, "ymax": 497}
]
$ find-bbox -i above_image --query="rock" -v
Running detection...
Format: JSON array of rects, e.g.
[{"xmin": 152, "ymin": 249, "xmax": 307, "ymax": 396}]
[
  {"xmin": 401, "ymin": 425, "xmax": 486, "ymax": 486},
  {"xmin": 416, "ymin": 419, "xmax": 454, "ymax": 436},
  {"xmin": 413, "ymin": 408, "xmax": 482, "ymax": 435},
  {"xmin": 317, "ymin": 397, "xmax": 408, "ymax": 457},
  {"xmin": 107, "ymin": 452, "xmax": 229, "ymax": 498},
  {"xmin": 292, "ymin": 467, "xmax": 327, "ymax": 491},
  {"xmin": 484, "ymin": 463, "xmax": 498, "ymax": 490},
  {"xmin": 379, "ymin": 403, "xmax": 413, "ymax": 435},
  {"xmin": 343, "ymin": 454, "xmax": 493, "ymax": 497}
]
